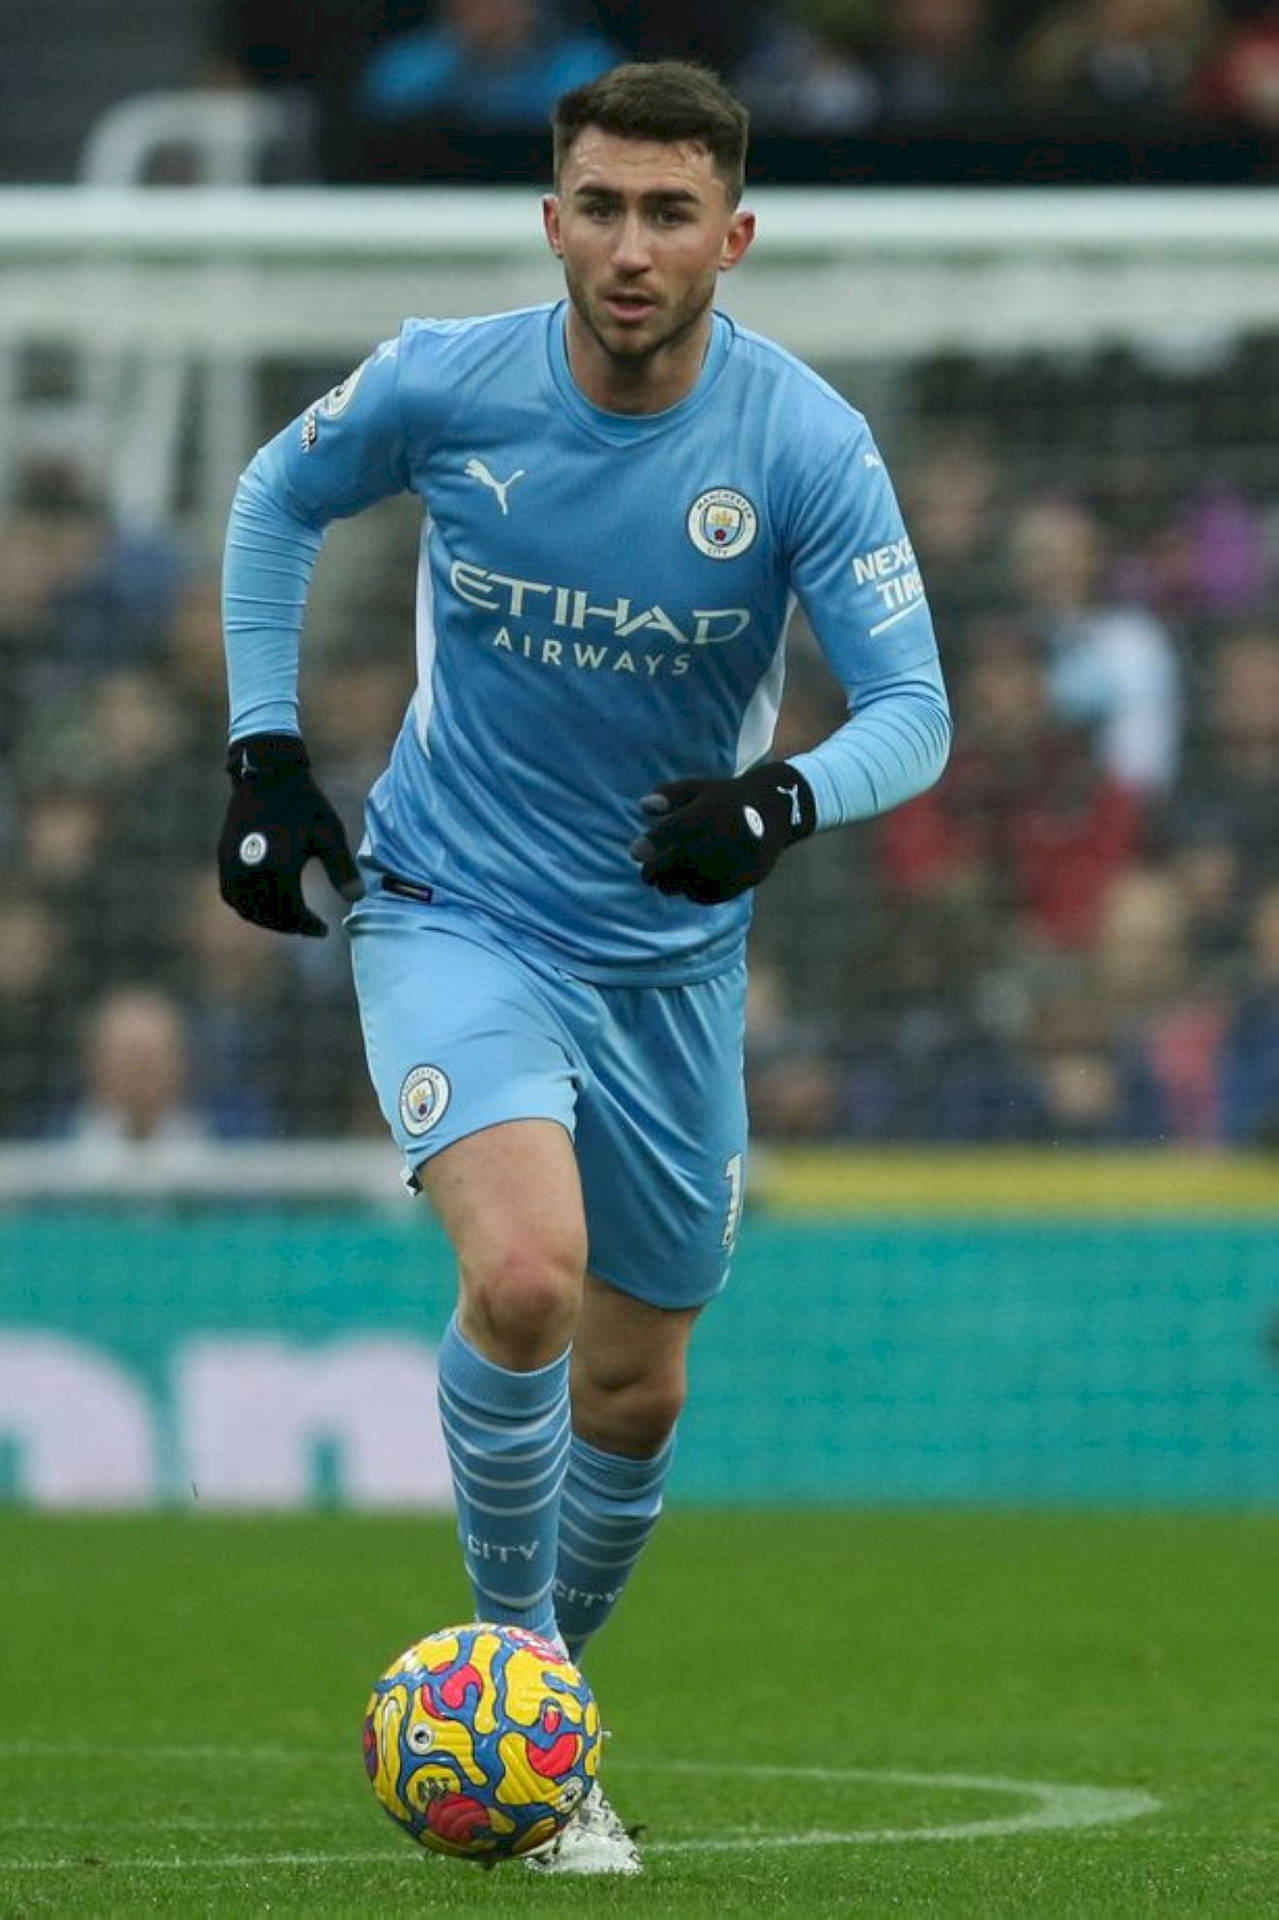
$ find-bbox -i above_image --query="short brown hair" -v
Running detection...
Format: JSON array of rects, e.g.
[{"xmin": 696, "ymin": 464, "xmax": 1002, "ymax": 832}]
[{"xmin": 552, "ymin": 61, "xmax": 749, "ymax": 206}]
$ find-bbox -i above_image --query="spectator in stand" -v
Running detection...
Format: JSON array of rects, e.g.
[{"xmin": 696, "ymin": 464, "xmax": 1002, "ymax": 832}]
[
  {"xmin": 57, "ymin": 986, "xmax": 212, "ymax": 1152},
  {"xmin": 590, "ymin": 0, "xmax": 768, "ymax": 77},
  {"xmin": 869, "ymin": 0, "xmax": 1005, "ymax": 125},
  {"xmin": 0, "ymin": 459, "xmax": 185, "ymax": 895},
  {"xmin": 1089, "ymin": 863, "xmax": 1225, "ymax": 1140},
  {"xmin": 0, "ymin": 469, "xmax": 96, "ymax": 742},
  {"xmin": 165, "ymin": 575, "xmax": 241, "ymax": 760},
  {"xmin": 9, "ymin": 762, "xmax": 186, "ymax": 1062},
  {"xmin": 745, "ymin": 957, "xmax": 847, "ymax": 1139},
  {"xmin": 748, "ymin": 622, "xmax": 880, "ymax": 1023},
  {"xmin": 0, "ymin": 465, "xmax": 112, "ymax": 775},
  {"xmin": 877, "ymin": 622, "xmax": 1159, "ymax": 1139},
  {"xmin": 15, "ymin": 774, "xmax": 110, "ymax": 911},
  {"xmin": 1015, "ymin": 0, "xmax": 1222, "ymax": 121},
  {"xmin": 354, "ymin": 0, "xmax": 623, "ymax": 131},
  {"xmin": 0, "ymin": 890, "xmax": 75, "ymax": 1138},
  {"xmin": 89, "ymin": 667, "xmax": 207, "ymax": 862},
  {"xmin": 178, "ymin": 866, "xmax": 379, "ymax": 1139},
  {"xmin": 1022, "ymin": 984, "xmax": 1168, "ymax": 1143},
  {"xmin": 179, "ymin": 875, "xmax": 285, "ymax": 1139},
  {"xmin": 1220, "ymin": 883, "xmax": 1279, "ymax": 1146},
  {"xmin": 1169, "ymin": 815, "xmax": 1245, "ymax": 975},
  {"xmin": 0, "ymin": 459, "xmax": 181, "ymax": 696},
  {"xmin": 880, "ymin": 619, "xmax": 1143, "ymax": 950},
  {"xmin": 208, "ymin": 0, "xmax": 440, "ymax": 180},
  {"xmin": 1196, "ymin": 0, "xmax": 1279, "ymax": 129},
  {"xmin": 1009, "ymin": 495, "xmax": 1181, "ymax": 796},
  {"xmin": 13, "ymin": 665, "xmax": 209, "ymax": 983},
  {"xmin": 898, "ymin": 424, "xmax": 1004, "ymax": 640},
  {"xmin": 1114, "ymin": 480, "xmax": 1269, "ymax": 621},
  {"xmin": 734, "ymin": 4, "xmax": 879, "ymax": 135},
  {"xmin": 210, "ymin": 0, "xmax": 397, "ymax": 95},
  {"xmin": 865, "ymin": 882, "xmax": 1024, "ymax": 1139},
  {"xmin": 1172, "ymin": 628, "xmax": 1279, "ymax": 902}
]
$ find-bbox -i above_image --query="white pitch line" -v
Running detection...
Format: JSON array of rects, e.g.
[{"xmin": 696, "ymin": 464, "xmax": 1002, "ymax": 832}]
[
  {"xmin": 0, "ymin": 1755, "xmax": 1160, "ymax": 1871},
  {"xmin": 620, "ymin": 1760, "xmax": 1161, "ymax": 1851},
  {"xmin": 647, "ymin": 1787, "xmax": 1161, "ymax": 1852},
  {"xmin": 0, "ymin": 1850, "xmax": 409, "ymax": 1872}
]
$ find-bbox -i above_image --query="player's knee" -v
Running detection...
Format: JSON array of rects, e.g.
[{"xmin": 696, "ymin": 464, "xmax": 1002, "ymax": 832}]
[
  {"xmin": 574, "ymin": 1368, "xmax": 686, "ymax": 1456},
  {"xmin": 460, "ymin": 1238, "xmax": 583, "ymax": 1367}
]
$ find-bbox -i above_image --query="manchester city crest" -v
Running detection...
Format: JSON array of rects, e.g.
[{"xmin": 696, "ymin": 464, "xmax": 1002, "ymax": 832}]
[
  {"xmin": 687, "ymin": 488, "xmax": 758, "ymax": 560},
  {"xmin": 399, "ymin": 1064, "xmax": 452, "ymax": 1138}
]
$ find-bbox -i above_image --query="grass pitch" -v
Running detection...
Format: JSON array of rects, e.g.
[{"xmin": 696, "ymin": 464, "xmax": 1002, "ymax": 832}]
[{"xmin": 2, "ymin": 1508, "xmax": 1276, "ymax": 1916}]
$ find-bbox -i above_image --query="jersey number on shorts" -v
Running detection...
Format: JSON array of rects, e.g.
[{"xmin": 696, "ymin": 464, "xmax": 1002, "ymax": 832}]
[{"xmin": 721, "ymin": 1152, "xmax": 745, "ymax": 1251}]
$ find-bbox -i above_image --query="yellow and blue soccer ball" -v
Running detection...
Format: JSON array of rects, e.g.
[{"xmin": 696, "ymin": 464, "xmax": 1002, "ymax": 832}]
[{"xmin": 363, "ymin": 1622, "xmax": 602, "ymax": 1862}]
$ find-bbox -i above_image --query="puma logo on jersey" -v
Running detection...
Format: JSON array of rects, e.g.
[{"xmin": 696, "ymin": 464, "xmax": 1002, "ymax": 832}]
[{"xmin": 464, "ymin": 457, "xmax": 526, "ymax": 514}]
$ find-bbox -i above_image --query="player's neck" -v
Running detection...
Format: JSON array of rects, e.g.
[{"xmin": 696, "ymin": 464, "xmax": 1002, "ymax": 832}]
[{"xmin": 564, "ymin": 308, "xmax": 713, "ymax": 416}]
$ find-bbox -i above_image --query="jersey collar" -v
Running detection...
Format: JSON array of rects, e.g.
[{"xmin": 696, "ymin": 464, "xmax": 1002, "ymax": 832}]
[{"xmin": 545, "ymin": 300, "xmax": 732, "ymax": 443}]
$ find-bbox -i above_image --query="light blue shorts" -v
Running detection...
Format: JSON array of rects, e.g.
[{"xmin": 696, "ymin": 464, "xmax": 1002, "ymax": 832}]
[{"xmin": 346, "ymin": 888, "xmax": 748, "ymax": 1310}]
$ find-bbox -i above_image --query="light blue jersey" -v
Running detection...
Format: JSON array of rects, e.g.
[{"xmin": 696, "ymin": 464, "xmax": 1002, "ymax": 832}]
[{"xmin": 224, "ymin": 301, "xmax": 950, "ymax": 982}]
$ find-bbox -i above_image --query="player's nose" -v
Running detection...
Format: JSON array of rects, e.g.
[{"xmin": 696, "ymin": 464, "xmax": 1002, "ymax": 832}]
[{"xmin": 610, "ymin": 214, "xmax": 652, "ymax": 272}]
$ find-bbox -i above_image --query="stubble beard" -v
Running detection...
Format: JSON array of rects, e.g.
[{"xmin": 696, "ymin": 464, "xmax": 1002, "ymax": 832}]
[{"xmin": 564, "ymin": 262, "xmax": 716, "ymax": 373}]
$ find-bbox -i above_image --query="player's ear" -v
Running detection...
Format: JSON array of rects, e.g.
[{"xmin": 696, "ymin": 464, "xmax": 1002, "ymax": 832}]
[
  {"xmin": 719, "ymin": 209, "xmax": 755, "ymax": 275},
  {"xmin": 543, "ymin": 195, "xmax": 563, "ymax": 257}
]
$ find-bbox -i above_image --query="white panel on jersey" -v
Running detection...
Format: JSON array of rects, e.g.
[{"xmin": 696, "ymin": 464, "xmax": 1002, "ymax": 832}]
[
  {"xmin": 413, "ymin": 520, "xmax": 438, "ymax": 754},
  {"xmin": 734, "ymin": 597, "xmax": 793, "ymax": 773}
]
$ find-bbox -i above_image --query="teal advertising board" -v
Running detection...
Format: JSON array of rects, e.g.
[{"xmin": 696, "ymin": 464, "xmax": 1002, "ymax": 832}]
[{"xmin": 1, "ymin": 1204, "xmax": 1275, "ymax": 1505}]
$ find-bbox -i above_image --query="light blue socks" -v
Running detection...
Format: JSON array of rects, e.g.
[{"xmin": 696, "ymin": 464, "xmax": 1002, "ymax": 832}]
[
  {"xmin": 436, "ymin": 1315, "xmax": 571, "ymax": 1642},
  {"xmin": 554, "ymin": 1430, "xmax": 676, "ymax": 1660}
]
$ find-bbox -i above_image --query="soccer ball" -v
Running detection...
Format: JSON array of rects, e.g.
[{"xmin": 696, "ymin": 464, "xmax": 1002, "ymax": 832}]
[{"xmin": 363, "ymin": 1622, "xmax": 602, "ymax": 1862}]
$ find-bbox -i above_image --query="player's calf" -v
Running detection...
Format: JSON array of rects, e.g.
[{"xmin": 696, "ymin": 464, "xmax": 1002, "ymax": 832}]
[{"xmin": 570, "ymin": 1361, "xmax": 685, "ymax": 1456}]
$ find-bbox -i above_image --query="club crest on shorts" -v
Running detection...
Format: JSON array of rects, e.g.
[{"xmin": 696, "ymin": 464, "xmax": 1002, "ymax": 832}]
[
  {"xmin": 399, "ymin": 1064, "xmax": 451, "ymax": 1137},
  {"xmin": 687, "ymin": 488, "xmax": 758, "ymax": 560}
]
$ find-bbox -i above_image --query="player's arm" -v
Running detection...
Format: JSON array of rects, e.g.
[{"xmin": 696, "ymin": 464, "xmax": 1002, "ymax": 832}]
[
  {"xmin": 219, "ymin": 339, "xmax": 411, "ymax": 936},
  {"xmin": 631, "ymin": 426, "xmax": 951, "ymax": 905},
  {"xmin": 779, "ymin": 427, "xmax": 951, "ymax": 831}
]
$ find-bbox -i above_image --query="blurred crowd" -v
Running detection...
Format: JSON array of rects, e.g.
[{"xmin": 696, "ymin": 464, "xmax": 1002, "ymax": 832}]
[
  {"xmin": 747, "ymin": 344, "xmax": 1279, "ymax": 1148},
  {"xmin": 5, "ymin": 5, "xmax": 1279, "ymax": 185},
  {"xmin": 0, "ymin": 458, "xmax": 415, "ymax": 1150},
  {"xmin": 201, "ymin": 0, "xmax": 1279, "ymax": 183},
  {"xmin": 2, "ymin": 322, "xmax": 1278, "ymax": 1153}
]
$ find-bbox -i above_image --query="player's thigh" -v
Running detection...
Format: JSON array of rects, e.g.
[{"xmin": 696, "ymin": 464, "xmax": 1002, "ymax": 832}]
[
  {"xmin": 421, "ymin": 1118, "xmax": 589, "ymax": 1362},
  {"xmin": 347, "ymin": 897, "xmax": 581, "ymax": 1176},
  {"xmin": 574, "ymin": 960, "xmax": 748, "ymax": 1311},
  {"xmin": 423, "ymin": 1120, "xmax": 587, "ymax": 1278}
]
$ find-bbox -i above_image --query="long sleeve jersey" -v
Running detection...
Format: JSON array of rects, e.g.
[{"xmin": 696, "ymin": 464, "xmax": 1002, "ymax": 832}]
[{"xmin": 224, "ymin": 301, "xmax": 951, "ymax": 982}]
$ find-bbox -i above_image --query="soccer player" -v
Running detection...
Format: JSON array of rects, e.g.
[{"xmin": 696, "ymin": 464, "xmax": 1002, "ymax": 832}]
[{"xmin": 218, "ymin": 60, "xmax": 951, "ymax": 1872}]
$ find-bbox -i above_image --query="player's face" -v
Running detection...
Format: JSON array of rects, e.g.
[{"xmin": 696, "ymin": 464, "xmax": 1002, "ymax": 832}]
[{"xmin": 544, "ymin": 130, "xmax": 754, "ymax": 410}]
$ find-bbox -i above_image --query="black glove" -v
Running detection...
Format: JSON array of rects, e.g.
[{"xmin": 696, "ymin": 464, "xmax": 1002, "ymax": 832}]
[
  {"xmin": 629, "ymin": 760, "xmax": 817, "ymax": 905},
  {"xmin": 217, "ymin": 733, "xmax": 363, "ymax": 937}
]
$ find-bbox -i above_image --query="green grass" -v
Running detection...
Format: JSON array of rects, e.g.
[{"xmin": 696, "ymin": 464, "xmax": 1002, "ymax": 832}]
[{"xmin": 1, "ymin": 1509, "xmax": 1276, "ymax": 1916}]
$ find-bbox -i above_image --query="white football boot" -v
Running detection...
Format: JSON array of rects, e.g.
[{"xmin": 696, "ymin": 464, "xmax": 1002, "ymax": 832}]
[{"xmin": 523, "ymin": 1780, "xmax": 643, "ymax": 1875}]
